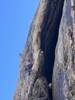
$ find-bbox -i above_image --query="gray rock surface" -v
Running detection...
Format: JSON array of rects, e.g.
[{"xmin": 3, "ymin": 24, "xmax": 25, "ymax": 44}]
[
  {"xmin": 14, "ymin": 0, "xmax": 65, "ymax": 100},
  {"xmin": 53, "ymin": 0, "xmax": 75, "ymax": 100}
]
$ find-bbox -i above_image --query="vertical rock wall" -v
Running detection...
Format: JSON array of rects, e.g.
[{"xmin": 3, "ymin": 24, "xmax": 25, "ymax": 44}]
[
  {"xmin": 53, "ymin": 0, "xmax": 75, "ymax": 100},
  {"xmin": 14, "ymin": 1, "xmax": 51, "ymax": 100},
  {"xmin": 14, "ymin": 0, "xmax": 64, "ymax": 100}
]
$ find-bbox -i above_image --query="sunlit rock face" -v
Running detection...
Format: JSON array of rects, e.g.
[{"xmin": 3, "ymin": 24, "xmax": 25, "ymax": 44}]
[{"xmin": 53, "ymin": 0, "xmax": 75, "ymax": 100}]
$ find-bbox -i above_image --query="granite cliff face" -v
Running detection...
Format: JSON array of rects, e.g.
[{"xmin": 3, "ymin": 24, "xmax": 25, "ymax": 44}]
[
  {"xmin": 14, "ymin": 0, "xmax": 75, "ymax": 100},
  {"xmin": 53, "ymin": 0, "xmax": 75, "ymax": 100}
]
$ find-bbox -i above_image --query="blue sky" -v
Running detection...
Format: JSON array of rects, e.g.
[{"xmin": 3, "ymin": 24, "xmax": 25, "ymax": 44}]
[{"xmin": 0, "ymin": 0, "xmax": 39, "ymax": 100}]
